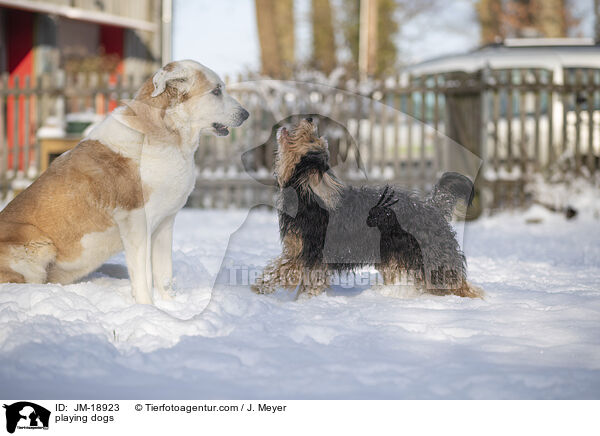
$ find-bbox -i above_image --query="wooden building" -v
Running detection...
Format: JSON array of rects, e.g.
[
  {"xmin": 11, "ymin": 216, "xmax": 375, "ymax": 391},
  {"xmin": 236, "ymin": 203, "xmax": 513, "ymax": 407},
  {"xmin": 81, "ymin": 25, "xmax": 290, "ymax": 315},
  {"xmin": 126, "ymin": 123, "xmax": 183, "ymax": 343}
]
[{"xmin": 0, "ymin": 0, "xmax": 171, "ymax": 194}]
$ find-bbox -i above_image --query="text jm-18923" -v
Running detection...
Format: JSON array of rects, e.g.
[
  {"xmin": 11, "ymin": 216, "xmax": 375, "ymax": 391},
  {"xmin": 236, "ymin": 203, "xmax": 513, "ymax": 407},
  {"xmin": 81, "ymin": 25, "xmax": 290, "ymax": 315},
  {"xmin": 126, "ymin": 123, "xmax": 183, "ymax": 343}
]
[{"xmin": 55, "ymin": 404, "xmax": 120, "ymax": 412}]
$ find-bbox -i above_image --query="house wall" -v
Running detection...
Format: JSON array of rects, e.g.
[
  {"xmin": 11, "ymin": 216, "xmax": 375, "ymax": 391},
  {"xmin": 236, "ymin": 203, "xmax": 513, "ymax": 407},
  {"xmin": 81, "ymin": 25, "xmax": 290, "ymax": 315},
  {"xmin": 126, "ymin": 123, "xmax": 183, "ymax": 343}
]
[
  {"xmin": 34, "ymin": 14, "xmax": 59, "ymax": 75},
  {"xmin": 0, "ymin": 9, "xmax": 6, "ymax": 73},
  {"xmin": 56, "ymin": 17, "xmax": 100, "ymax": 63},
  {"xmin": 0, "ymin": 1, "xmax": 164, "ymax": 173},
  {"xmin": 8, "ymin": 0, "xmax": 158, "ymax": 23}
]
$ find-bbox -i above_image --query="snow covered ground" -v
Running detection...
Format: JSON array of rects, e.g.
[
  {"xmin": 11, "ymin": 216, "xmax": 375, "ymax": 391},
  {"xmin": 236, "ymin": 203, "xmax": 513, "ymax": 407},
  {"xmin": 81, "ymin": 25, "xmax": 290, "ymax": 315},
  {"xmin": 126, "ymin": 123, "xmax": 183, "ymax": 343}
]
[{"xmin": 1, "ymin": 201, "xmax": 599, "ymax": 399}]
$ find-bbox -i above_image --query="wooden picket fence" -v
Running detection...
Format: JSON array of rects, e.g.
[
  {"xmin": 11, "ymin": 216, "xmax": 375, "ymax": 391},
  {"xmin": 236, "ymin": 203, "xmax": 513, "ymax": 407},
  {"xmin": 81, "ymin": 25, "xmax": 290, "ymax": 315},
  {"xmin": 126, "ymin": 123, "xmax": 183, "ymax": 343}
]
[
  {"xmin": 1, "ymin": 67, "xmax": 599, "ymax": 214},
  {"xmin": 0, "ymin": 71, "xmax": 141, "ymax": 200},
  {"xmin": 480, "ymin": 67, "xmax": 600, "ymax": 209},
  {"xmin": 190, "ymin": 68, "xmax": 600, "ymax": 212}
]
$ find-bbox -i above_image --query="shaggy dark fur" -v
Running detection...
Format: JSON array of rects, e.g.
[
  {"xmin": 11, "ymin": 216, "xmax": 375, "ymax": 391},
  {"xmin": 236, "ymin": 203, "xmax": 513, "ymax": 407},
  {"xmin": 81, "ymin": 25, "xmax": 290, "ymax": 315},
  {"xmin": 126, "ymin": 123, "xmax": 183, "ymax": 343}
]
[
  {"xmin": 252, "ymin": 118, "xmax": 482, "ymax": 298},
  {"xmin": 366, "ymin": 187, "xmax": 425, "ymax": 274}
]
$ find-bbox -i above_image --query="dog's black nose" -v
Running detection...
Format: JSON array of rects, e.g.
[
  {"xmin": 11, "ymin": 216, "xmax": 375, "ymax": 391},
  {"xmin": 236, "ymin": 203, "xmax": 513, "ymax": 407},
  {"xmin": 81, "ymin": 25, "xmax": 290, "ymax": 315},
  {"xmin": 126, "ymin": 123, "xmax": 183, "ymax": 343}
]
[
  {"xmin": 240, "ymin": 108, "xmax": 249, "ymax": 121},
  {"xmin": 305, "ymin": 117, "xmax": 313, "ymax": 123}
]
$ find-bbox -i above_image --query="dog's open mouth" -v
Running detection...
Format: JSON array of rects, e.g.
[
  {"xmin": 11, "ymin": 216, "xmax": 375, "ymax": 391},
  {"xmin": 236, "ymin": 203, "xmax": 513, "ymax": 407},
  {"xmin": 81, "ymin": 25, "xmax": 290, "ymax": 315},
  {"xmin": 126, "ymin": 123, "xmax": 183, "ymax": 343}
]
[{"xmin": 212, "ymin": 123, "xmax": 229, "ymax": 136}]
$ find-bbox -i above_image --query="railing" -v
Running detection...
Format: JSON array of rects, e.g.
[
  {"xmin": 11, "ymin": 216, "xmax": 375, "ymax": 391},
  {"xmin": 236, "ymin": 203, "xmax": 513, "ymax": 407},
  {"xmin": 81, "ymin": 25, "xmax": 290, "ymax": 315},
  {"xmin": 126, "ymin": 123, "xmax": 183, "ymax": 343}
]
[
  {"xmin": 191, "ymin": 68, "xmax": 600, "ymax": 212},
  {"xmin": 0, "ymin": 71, "xmax": 141, "ymax": 200},
  {"xmin": 2, "ymin": 67, "xmax": 599, "ymax": 213},
  {"xmin": 189, "ymin": 77, "xmax": 461, "ymax": 209},
  {"xmin": 481, "ymin": 67, "xmax": 600, "ymax": 208}
]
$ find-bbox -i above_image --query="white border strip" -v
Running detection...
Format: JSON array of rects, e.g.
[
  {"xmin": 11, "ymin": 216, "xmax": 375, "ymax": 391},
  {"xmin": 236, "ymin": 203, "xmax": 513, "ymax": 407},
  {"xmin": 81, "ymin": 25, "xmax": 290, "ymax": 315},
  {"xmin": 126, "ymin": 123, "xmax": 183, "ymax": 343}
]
[{"xmin": 1, "ymin": 400, "xmax": 599, "ymax": 436}]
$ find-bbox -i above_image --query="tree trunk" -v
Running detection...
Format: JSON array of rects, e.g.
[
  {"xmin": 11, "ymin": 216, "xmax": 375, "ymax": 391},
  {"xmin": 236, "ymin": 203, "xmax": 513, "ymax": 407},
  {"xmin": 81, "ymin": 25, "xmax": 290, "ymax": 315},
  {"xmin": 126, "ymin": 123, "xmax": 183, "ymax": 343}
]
[
  {"xmin": 596, "ymin": 0, "xmax": 600, "ymax": 43},
  {"xmin": 311, "ymin": 0, "xmax": 336, "ymax": 74},
  {"xmin": 477, "ymin": 0, "xmax": 503, "ymax": 44},
  {"xmin": 359, "ymin": 0, "xmax": 378, "ymax": 78},
  {"xmin": 537, "ymin": 0, "xmax": 566, "ymax": 37},
  {"xmin": 274, "ymin": 0, "xmax": 295, "ymax": 77},
  {"xmin": 255, "ymin": 0, "xmax": 295, "ymax": 78}
]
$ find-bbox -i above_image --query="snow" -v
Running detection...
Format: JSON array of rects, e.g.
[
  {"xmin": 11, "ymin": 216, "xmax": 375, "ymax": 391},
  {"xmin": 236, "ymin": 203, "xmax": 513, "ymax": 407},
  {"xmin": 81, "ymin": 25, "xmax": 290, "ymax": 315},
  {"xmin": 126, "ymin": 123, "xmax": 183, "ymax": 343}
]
[{"xmin": 1, "ymin": 202, "xmax": 599, "ymax": 399}]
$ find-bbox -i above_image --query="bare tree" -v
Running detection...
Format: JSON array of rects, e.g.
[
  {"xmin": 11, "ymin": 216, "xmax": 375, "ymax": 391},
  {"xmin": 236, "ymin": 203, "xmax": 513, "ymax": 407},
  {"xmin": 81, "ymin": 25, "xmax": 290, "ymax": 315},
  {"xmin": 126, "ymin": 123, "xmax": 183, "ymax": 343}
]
[
  {"xmin": 537, "ymin": 0, "xmax": 567, "ymax": 37},
  {"xmin": 341, "ymin": 0, "xmax": 438, "ymax": 78},
  {"xmin": 275, "ymin": 0, "xmax": 295, "ymax": 75},
  {"xmin": 311, "ymin": 0, "xmax": 337, "ymax": 74},
  {"xmin": 476, "ymin": 0, "xmax": 580, "ymax": 42},
  {"xmin": 596, "ymin": 0, "xmax": 600, "ymax": 42},
  {"xmin": 255, "ymin": 0, "xmax": 295, "ymax": 78},
  {"xmin": 478, "ymin": 0, "xmax": 503, "ymax": 44}
]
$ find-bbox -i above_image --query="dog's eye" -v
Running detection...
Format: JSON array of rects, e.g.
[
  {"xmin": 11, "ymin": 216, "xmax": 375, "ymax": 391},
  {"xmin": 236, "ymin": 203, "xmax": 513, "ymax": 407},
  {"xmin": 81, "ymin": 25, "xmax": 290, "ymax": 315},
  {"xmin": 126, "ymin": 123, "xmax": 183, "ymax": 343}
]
[{"xmin": 212, "ymin": 86, "xmax": 222, "ymax": 96}]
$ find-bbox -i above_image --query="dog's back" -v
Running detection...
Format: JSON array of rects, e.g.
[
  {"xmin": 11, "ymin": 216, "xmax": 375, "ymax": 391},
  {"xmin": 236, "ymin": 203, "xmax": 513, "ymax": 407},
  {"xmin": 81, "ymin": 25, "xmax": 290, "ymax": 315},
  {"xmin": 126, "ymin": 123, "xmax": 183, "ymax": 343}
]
[{"xmin": 0, "ymin": 140, "xmax": 142, "ymax": 284}]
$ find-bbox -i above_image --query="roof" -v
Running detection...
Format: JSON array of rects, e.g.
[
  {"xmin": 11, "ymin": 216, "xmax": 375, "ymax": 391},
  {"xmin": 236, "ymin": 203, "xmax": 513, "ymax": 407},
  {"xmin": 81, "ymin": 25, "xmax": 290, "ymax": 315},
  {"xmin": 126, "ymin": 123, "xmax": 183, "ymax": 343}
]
[
  {"xmin": 405, "ymin": 39, "xmax": 600, "ymax": 76},
  {"xmin": 0, "ymin": 0, "xmax": 158, "ymax": 32}
]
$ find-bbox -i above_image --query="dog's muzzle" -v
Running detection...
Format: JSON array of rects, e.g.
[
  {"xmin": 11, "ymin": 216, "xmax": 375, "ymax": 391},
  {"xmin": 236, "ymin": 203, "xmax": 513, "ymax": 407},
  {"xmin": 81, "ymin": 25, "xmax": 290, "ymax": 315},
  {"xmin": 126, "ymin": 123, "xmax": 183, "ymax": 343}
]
[
  {"xmin": 212, "ymin": 123, "xmax": 230, "ymax": 136},
  {"xmin": 212, "ymin": 108, "xmax": 249, "ymax": 136},
  {"xmin": 235, "ymin": 108, "xmax": 250, "ymax": 126}
]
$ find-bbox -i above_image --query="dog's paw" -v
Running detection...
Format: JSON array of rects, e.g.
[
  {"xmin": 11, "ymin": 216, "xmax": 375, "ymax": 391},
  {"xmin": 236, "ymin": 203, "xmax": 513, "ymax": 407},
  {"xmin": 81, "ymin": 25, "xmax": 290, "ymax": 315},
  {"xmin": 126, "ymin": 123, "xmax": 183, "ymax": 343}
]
[
  {"xmin": 251, "ymin": 283, "xmax": 274, "ymax": 294},
  {"xmin": 296, "ymin": 284, "xmax": 326, "ymax": 299},
  {"xmin": 445, "ymin": 282, "xmax": 485, "ymax": 299},
  {"xmin": 466, "ymin": 283, "xmax": 485, "ymax": 299}
]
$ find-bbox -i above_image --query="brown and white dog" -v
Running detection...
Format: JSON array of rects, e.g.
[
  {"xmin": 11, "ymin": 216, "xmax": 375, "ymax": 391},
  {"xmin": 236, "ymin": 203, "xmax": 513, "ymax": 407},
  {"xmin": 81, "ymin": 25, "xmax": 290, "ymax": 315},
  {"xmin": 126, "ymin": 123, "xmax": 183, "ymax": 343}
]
[{"xmin": 0, "ymin": 60, "xmax": 248, "ymax": 304}]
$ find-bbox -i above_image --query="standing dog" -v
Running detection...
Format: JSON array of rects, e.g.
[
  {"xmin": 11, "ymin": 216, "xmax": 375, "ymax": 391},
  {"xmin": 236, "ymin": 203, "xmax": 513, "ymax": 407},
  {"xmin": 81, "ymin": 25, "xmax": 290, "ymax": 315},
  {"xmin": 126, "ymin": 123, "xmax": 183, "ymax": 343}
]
[
  {"xmin": 252, "ymin": 118, "xmax": 482, "ymax": 298},
  {"xmin": 0, "ymin": 60, "xmax": 248, "ymax": 304}
]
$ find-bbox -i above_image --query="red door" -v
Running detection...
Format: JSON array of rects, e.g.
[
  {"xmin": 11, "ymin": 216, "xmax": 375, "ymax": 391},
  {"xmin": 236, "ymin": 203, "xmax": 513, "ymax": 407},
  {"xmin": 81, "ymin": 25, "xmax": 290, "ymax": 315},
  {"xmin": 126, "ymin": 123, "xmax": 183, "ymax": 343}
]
[
  {"xmin": 99, "ymin": 24, "xmax": 124, "ymax": 113},
  {"xmin": 6, "ymin": 8, "xmax": 34, "ymax": 172}
]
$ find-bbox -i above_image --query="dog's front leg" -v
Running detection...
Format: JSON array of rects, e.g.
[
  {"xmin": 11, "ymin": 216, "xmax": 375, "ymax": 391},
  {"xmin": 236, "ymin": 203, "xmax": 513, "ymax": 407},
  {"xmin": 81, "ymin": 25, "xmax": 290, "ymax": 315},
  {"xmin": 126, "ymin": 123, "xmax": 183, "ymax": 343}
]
[
  {"xmin": 116, "ymin": 209, "xmax": 153, "ymax": 304},
  {"xmin": 296, "ymin": 265, "xmax": 330, "ymax": 298},
  {"xmin": 252, "ymin": 256, "xmax": 303, "ymax": 294},
  {"xmin": 151, "ymin": 214, "xmax": 175, "ymax": 300}
]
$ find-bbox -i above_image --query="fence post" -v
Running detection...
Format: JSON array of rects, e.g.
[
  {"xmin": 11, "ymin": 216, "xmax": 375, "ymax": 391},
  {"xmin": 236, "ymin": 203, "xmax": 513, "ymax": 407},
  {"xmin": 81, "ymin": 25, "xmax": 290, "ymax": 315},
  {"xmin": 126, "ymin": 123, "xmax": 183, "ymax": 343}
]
[
  {"xmin": 444, "ymin": 70, "xmax": 483, "ymax": 217},
  {"xmin": 587, "ymin": 69, "xmax": 595, "ymax": 174},
  {"xmin": 12, "ymin": 75, "xmax": 20, "ymax": 180},
  {"xmin": 0, "ymin": 73, "xmax": 6, "ymax": 200}
]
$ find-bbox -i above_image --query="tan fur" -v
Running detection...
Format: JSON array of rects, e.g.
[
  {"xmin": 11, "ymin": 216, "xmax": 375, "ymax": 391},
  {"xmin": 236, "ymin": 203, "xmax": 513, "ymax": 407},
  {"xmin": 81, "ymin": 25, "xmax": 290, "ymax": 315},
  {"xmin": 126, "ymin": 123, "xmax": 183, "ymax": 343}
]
[
  {"xmin": 252, "ymin": 230, "xmax": 332, "ymax": 298},
  {"xmin": 135, "ymin": 63, "xmax": 211, "ymax": 108},
  {"xmin": 275, "ymin": 119, "xmax": 342, "ymax": 210},
  {"xmin": 0, "ymin": 269, "xmax": 25, "ymax": 283},
  {"xmin": 0, "ymin": 60, "xmax": 248, "ymax": 303},
  {"xmin": 307, "ymin": 171, "xmax": 342, "ymax": 210},
  {"xmin": 297, "ymin": 264, "xmax": 330, "ymax": 298},
  {"xmin": 0, "ymin": 140, "xmax": 143, "ymax": 282},
  {"xmin": 449, "ymin": 282, "xmax": 485, "ymax": 299},
  {"xmin": 116, "ymin": 64, "xmax": 212, "ymax": 148},
  {"xmin": 251, "ymin": 233, "xmax": 304, "ymax": 294},
  {"xmin": 258, "ymin": 117, "xmax": 483, "ymax": 300},
  {"xmin": 377, "ymin": 260, "xmax": 404, "ymax": 286},
  {"xmin": 377, "ymin": 260, "xmax": 483, "ymax": 299},
  {"xmin": 275, "ymin": 119, "xmax": 329, "ymax": 187},
  {"xmin": 255, "ymin": 119, "xmax": 346, "ymax": 297}
]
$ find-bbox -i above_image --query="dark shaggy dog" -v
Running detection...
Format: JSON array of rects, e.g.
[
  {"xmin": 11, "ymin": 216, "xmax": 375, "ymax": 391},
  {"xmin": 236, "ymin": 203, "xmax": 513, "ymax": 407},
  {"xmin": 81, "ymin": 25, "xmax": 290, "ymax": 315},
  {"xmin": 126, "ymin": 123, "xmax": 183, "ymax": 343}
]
[{"xmin": 251, "ymin": 118, "xmax": 483, "ymax": 298}]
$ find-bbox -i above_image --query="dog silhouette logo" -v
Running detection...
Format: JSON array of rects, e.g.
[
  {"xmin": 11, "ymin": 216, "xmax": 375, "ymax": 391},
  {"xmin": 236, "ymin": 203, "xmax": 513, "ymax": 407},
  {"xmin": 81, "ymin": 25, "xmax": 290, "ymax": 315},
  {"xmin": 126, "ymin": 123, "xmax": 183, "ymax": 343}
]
[{"xmin": 3, "ymin": 402, "xmax": 50, "ymax": 433}]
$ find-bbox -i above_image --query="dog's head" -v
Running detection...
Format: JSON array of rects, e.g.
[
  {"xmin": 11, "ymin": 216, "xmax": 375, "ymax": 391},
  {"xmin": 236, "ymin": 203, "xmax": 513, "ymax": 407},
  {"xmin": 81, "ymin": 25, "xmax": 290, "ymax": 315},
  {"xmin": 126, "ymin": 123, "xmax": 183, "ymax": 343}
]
[
  {"xmin": 139, "ymin": 59, "xmax": 248, "ymax": 138},
  {"xmin": 275, "ymin": 118, "xmax": 328, "ymax": 186},
  {"xmin": 276, "ymin": 117, "xmax": 341, "ymax": 209}
]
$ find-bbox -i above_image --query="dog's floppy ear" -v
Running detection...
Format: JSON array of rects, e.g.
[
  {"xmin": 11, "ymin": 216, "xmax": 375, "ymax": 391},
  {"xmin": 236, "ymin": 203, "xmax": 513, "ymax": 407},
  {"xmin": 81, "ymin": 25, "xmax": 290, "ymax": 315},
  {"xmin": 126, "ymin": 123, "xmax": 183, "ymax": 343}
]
[{"xmin": 151, "ymin": 64, "xmax": 190, "ymax": 97}]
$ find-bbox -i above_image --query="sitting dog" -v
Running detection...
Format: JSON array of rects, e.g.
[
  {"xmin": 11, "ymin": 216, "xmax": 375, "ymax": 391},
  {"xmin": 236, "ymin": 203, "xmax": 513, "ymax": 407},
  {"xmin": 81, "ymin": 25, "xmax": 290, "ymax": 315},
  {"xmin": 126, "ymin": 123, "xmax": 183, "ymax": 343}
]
[
  {"xmin": 252, "ymin": 117, "xmax": 482, "ymax": 298},
  {"xmin": 0, "ymin": 60, "xmax": 248, "ymax": 304}
]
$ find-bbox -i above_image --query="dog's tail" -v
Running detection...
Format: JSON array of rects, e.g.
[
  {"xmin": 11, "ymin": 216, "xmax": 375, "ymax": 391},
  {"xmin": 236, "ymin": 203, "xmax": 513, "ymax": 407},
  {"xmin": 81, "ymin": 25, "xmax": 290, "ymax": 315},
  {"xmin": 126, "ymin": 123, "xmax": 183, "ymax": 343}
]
[{"xmin": 427, "ymin": 172, "xmax": 474, "ymax": 220}]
